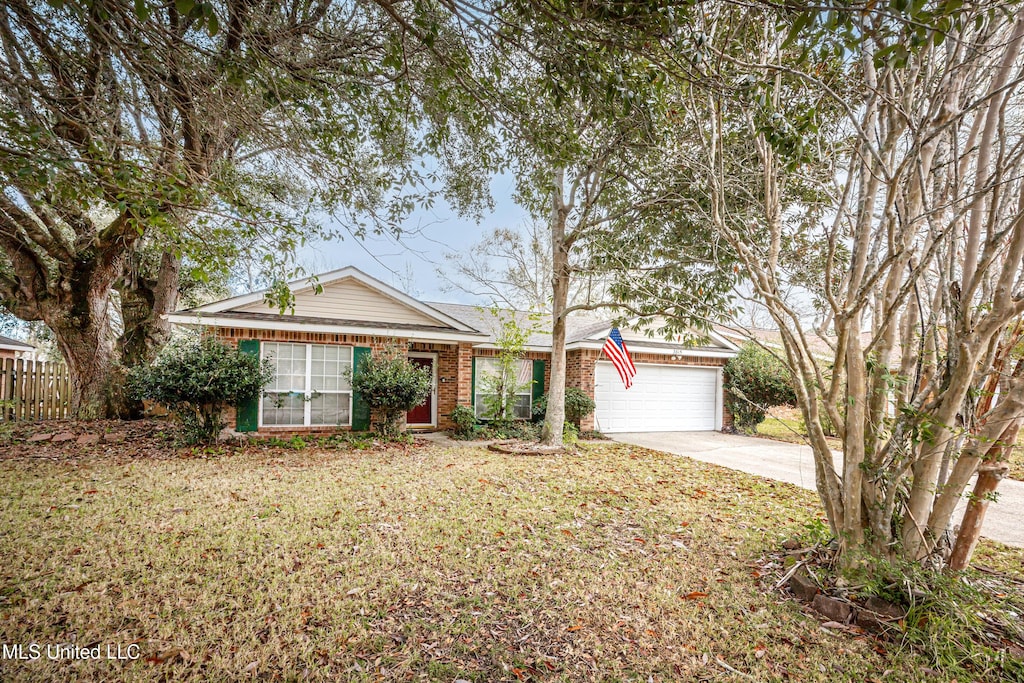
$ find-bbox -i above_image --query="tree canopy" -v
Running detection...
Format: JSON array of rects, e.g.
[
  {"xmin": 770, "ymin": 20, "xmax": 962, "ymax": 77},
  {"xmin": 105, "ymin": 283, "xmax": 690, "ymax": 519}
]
[
  {"xmin": 0, "ymin": 0, "xmax": 496, "ymax": 415},
  {"xmin": 593, "ymin": 0, "xmax": 1024, "ymax": 569}
]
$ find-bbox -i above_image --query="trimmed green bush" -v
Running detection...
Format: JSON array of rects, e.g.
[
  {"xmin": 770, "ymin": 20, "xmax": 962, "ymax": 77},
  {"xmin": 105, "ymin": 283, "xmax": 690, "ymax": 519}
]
[
  {"xmin": 724, "ymin": 343, "xmax": 797, "ymax": 433},
  {"xmin": 128, "ymin": 336, "xmax": 273, "ymax": 444},
  {"xmin": 450, "ymin": 404, "xmax": 477, "ymax": 438},
  {"xmin": 348, "ymin": 349, "xmax": 432, "ymax": 438},
  {"xmin": 532, "ymin": 387, "xmax": 596, "ymax": 427}
]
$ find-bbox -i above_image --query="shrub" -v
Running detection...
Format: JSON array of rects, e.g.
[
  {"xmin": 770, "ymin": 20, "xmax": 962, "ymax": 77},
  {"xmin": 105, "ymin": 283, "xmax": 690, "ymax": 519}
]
[
  {"xmin": 348, "ymin": 348, "xmax": 432, "ymax": 439},
  {"xmin": 478, "ymin": 313, "xmax": 533, "ymax": 428},
  {"xmin": 128, "ymin": 336, "xmax": 273, "ymax": 444},
  {"xmin": 532, "ymin": 387, "xmax": 596, "ymax": 427},
  {"xmin": 475, "ymin": 420, "xmax": 541, "ymax": 441},
  {"xmin": 450, "ymin": 405, "xmax": 477, "ymax": 438},
  {"xmin": 562, "ymin": 420, "xmax": 579, "ymax": 446},
  {"xmin": 723, "ymin": 343, "xmax": 797, "ymax": 433}
]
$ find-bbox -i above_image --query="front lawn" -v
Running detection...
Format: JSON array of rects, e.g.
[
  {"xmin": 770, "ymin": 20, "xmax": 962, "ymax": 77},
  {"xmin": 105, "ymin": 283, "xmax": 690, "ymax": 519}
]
[
  {"xmin": 756, "ymin": 407, "xmax": 843, "ymax": 451},
  {"xmin": 0, "ymin": 441, "xmax": 1019, "ymax": 681},
  {"xmin": 1009, "ymin": 443, "xmax": 1024, "ymax": 481}
]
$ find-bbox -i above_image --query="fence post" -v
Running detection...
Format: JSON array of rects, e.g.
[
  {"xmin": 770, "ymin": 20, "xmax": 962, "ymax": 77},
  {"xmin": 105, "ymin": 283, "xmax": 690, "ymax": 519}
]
[
  {"xmin": 1, "ymin": 358, "xmax": 10, "ymax": 421},
  {"xmin": 0, "ymin": 358, "xmax": 71, "ymax": 422}
]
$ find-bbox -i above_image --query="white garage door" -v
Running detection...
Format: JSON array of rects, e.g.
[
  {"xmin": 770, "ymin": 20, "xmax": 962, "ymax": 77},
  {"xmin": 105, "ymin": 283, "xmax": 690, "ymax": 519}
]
[{"xmin": 594, "ymin": 362, "xmax": 720, "ymax": 433}]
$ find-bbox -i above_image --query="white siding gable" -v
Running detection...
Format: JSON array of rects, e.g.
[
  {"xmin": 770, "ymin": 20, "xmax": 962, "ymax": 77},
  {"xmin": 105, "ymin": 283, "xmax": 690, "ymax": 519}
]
[{"xmin": 234, "ymin": 277, "xmax": 445, "ymax": 327}]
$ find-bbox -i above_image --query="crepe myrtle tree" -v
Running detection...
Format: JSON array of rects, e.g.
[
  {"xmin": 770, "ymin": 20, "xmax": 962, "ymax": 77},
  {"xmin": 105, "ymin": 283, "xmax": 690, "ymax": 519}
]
[
  {"xmin": 0, "ymin": 0, "xmax": 497, "ymax": 417},
  {"xmin": 627, "ymin": 1, "xmax": 1024, "ymax": 569},
  {"xmin": 477, "ymin": 310, "xmax": 534, "ymax": 428}
]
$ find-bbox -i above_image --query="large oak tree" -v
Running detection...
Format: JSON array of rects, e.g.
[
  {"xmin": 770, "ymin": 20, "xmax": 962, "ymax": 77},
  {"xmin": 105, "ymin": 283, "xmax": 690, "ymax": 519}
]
[{"xmin": 0, "ymin": 0, "xmax": 494, "ymax": 416}]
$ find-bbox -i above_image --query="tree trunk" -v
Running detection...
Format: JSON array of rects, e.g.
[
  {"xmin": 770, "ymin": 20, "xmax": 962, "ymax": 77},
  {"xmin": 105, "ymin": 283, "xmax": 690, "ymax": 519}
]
[
  {"xmin": 118, "ymin": 250, "xmax": 181, "ymax": 367},
  {"xmin": 49, "ymin": 298, "xmax": 120, "ymax": 419},
  {"xmin": 541, "ymin": 168, "xmax": 570, "ymax": 446},
  {"xmin": 947, "ymin": 422, "xmax": 1018, "ymax": 571}
]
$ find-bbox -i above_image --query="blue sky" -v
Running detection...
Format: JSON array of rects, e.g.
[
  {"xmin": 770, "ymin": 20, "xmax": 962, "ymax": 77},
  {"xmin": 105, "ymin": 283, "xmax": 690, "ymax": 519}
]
[{"xmin": 297, "ymin": 172, "xmax": 529, "ymax": 305}]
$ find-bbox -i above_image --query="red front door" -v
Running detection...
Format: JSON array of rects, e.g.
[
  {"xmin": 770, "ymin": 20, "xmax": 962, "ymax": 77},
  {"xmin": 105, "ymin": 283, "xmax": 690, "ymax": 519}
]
[{"xmin": 406, "ymin": 356, "xmax": 434, "ymax": 425}]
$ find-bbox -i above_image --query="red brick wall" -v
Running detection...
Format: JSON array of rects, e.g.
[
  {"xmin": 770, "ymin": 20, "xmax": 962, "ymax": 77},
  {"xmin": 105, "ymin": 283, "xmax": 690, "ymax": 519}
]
[
  {"xmin": 213, "ymin": 328, "xmax": 450, "ymax": 434},
  {"xmin": 455, "ymin": 343, "xmax": 474, "ymax": 410},
  {"xmin": 211, "ymin": 327, "xmax": 734, "ymax": 434}
]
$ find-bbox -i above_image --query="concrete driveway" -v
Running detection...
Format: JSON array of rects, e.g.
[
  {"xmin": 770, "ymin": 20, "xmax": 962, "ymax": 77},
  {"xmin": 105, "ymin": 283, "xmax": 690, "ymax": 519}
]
[{"xmin": 611, "ymin": 431, "xmax": 1024, "ymax": 549}]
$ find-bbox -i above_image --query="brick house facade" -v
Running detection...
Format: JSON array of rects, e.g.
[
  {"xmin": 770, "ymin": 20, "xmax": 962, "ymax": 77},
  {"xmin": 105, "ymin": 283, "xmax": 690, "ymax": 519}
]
[{"xmin": 169, "ymin": 267, "xmax": 738, "ymax": 435}]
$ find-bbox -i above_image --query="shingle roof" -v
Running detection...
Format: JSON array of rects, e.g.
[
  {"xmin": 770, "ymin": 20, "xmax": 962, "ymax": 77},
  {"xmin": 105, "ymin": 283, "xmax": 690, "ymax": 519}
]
[
  {"xmin": 715, "ymin": 325, "xmax": 901, "ymax": 360},
  {"xmin": 0, "ymin": 335, "xmax": 35, "ymax": 350},
  {"xmin": 425, "ymin": 303, "xmax": 614, "ymax": 347},
  {"xmin": 426, "ymin": 303, "xmax": 733, "ymax": 353}
]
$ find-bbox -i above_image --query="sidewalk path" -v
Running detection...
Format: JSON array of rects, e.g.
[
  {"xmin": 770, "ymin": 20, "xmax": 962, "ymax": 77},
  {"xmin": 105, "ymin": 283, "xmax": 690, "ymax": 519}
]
[{"xmin": 611, "ymin": 431, "xmax": 1024, "ymax": 549}]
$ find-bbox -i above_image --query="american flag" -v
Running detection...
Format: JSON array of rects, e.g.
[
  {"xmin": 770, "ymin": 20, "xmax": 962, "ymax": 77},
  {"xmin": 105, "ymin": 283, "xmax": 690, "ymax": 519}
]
[{"xmin": 602, "ymin": 327, "xmax": 637, "ymax": 389}]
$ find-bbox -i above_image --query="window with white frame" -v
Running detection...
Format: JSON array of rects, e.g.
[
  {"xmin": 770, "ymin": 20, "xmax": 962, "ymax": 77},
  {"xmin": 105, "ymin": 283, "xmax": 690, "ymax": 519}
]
[
  {"xmin": 261, "ymin": 343, "xmax": 353, "ymax": 426},
  {"xmin": 474, "ymin": 357, "xmax": 534, "ymax": 420}
]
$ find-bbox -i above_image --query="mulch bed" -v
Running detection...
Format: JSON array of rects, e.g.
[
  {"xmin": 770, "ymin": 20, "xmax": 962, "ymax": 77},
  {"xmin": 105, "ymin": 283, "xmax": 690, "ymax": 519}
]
[
  {"xmin": 486, "ymin": 439, "xmax": 568, "ymax": 456},
  {"xmin": 0, "ymin": 419, "xmax": 184, "ymax": 461},
  {"xmin": 0, "ymin": 420, "xmax": 443, "ymax": 463},
  {"xmin": 777, "ymin": 542, "xmax": 1024, "ymax": 666}
]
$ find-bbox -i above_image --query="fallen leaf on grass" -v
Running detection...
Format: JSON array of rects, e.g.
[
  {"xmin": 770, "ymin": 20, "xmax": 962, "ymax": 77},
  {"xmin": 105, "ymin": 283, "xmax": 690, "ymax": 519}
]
[
  {"xmin": 146, "ymin": 648, "xmax": 189, "ymax": 664},
  {"xmin": 682, "ymin": 591, "xmax": 708, "ymax": 600}
]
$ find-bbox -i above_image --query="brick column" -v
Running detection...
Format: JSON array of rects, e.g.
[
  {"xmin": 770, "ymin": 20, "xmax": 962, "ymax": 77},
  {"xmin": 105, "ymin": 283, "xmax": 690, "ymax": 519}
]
[{"xmin": 456, "ymin": 343, "xmax": 474, "ymax": 406}]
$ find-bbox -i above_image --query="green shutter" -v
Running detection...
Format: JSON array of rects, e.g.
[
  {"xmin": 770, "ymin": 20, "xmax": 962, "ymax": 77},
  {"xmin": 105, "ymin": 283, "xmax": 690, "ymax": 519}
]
[
  {"xmin": 470, "ymin": 357, "xmax": 477, "ymax": 410},
  {"xmin": 236, "ymin": 339, "xmax": 260, "ymax": 432},
  {"xmin": 532, "ymin": 360, "xmax": 545, "ymax": 405},
  {"xmin": 351, "ymin": 346, "xmax": 372, "ymax": 431}
]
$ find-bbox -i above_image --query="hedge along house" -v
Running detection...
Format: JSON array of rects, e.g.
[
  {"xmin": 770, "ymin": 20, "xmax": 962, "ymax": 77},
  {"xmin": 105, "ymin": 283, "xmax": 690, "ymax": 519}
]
[{"xmin": 167, "ymin": 267, "xmax": 740, "ymax": 434}]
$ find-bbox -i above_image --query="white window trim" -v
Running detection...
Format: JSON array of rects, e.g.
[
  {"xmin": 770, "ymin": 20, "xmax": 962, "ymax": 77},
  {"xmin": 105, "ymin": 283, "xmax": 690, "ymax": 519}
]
[{"xmin": 259, "ymin": 342, "xmax": 354, "ymax": 428}]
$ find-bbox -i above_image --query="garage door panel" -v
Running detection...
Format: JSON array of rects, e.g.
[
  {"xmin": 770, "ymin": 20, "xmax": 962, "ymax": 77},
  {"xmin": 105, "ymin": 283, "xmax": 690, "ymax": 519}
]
[{"xmin": 595, "ymin": 362, "xmax": 719, "ymax": 433}]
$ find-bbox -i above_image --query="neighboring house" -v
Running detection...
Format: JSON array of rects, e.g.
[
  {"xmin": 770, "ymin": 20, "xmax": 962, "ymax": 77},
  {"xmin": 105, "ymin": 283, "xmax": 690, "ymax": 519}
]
[
  {"xmin": 0, "ymin": 335, "xmax": 37, "ymax": 361},
  {"xmin": 167, "ymin": 267, "xmax": 740, "ymax": 434}
]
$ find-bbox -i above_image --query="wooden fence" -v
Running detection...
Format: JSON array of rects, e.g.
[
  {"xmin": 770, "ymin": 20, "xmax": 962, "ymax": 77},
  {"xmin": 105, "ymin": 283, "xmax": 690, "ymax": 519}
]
[{"xmin": 0, "ymin": 357, "xmax": 71, "ymax": 422}]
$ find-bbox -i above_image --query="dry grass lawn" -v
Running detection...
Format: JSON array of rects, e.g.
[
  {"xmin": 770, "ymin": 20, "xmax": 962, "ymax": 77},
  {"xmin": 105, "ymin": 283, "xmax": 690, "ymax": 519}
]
[
  {"xmin": 1008, "ymin": 444, "xmax": 1024, "ymax": 482},
  {"xmin": 756, "ymin": 407, "xmax": 842, "ymax": 451},
  {"xmin": 0, "ymin": 441, "xmax": 1019, "ymax": 681}
]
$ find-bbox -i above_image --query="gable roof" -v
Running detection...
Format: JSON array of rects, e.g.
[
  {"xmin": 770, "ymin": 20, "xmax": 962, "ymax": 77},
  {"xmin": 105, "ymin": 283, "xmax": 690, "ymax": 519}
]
[
  {"xmin": 0, "ymin": 335, "xmax": 35, "ymax": 352},
  {"xmin": 181, "ymin": 266, "xmax": 480, "ymax": 334},
  {"xmin": 425, "ymin": 303, "xmax": 609, "ymax": 348},
  {"xmin": 428, "ymin": 303, "xmax": 739, "ymax": 356},
  {"xmin": 171, "ymin": 266, "xmax": 738, "ymax": 357},
  {"xmin": 568, "ymin": 315, "xmax": 740, "ymax": 356}
]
